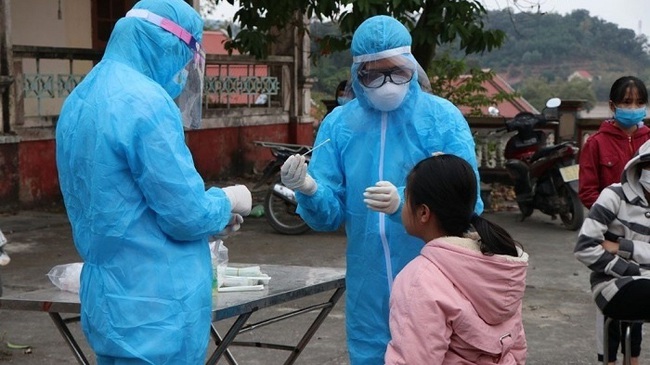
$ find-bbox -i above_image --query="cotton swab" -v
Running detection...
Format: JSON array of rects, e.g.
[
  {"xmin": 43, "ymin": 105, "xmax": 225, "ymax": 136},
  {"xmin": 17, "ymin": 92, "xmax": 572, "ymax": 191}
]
[{"xmin": 301, "ymin": 138, "xmax": 331, "ymax": 156}]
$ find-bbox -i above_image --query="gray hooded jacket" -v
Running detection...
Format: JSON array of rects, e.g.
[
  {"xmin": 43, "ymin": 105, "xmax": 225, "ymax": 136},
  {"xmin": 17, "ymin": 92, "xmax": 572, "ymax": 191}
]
[{"xmin": 575, "ymin": 140, "xmax": 650, "ymax": 310}]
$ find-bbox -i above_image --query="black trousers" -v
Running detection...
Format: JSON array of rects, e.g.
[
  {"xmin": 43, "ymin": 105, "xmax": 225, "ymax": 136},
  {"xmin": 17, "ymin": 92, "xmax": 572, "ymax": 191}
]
[{"xmin": 601, "ymin": 280, "xmax": 650, "ymax": 361}]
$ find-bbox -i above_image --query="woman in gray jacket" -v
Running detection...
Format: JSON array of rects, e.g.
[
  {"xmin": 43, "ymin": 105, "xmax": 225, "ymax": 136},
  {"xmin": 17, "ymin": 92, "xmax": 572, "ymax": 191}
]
[{"xmin": 575, "ymin": 139, "xmax": 650, "ymax": 365}]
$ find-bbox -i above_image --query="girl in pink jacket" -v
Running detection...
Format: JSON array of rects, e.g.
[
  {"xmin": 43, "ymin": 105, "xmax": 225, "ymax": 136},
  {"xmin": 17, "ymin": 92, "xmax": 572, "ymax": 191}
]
[{"xmin": 385, "ymin": 154, "xmax": 529, "ymax": 365}]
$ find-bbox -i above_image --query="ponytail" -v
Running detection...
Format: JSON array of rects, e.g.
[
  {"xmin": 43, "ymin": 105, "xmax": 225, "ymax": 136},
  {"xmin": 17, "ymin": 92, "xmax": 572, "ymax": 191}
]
[{"xmin": 469, "ymin": 214, "xmax": 521, "ymax": 257}]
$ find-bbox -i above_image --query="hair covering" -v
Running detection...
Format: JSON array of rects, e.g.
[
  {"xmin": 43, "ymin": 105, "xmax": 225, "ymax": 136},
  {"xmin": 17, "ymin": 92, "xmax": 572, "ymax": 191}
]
[
  {"xmin": 351, "ymin": 15, "xmax": 411, "ymax": 57},
  {"xmin": 294, "ymin": 14, "xmax": 482, "ymax": 365},
  {"xmin": 56, "ymin": 0, "xmax": 232, "ymax": 363},
  {"xmin": 105, "ymin": 0, "xmax": 202, "ymax": 98},
  {"xmin": 349, "ymin": 16, "xmax": 430, "ymax": 110}
]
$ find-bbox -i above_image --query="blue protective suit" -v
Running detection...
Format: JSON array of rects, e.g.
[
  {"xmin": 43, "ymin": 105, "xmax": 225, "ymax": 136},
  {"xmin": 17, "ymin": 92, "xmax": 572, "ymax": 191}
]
[
  {"xmin": 55, "ymin": 1, "xmax": 232, "ymax": 364},
  {"xmin": 295, "ymin": 16, "xmax": 483, "ymax": 364}
]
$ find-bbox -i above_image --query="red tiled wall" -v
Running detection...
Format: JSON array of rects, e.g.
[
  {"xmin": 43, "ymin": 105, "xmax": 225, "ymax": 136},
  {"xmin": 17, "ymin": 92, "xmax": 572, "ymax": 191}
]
[
  {"xmin": 0, "ymin": 123, "xmax": 314, "ymax": 207},
  {"xmin": 17, "ymin": 140, "xmax": 60, "ymax": 207},
  {"xmin": 186, "ymin": 123, "xmax": 314, "ymax": 181},
  {"xmin": 0, "ymin": 142, "xmax": 19, "ymax": 207}
]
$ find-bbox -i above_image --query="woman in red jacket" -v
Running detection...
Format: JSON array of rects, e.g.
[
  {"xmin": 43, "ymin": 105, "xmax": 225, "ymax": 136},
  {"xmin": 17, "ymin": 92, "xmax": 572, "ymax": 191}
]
[
  {"xmin": 579, "ymin": 76, "xmax": 649, "ymax": 209},
  {"xmin": 578, "ymin": 75, "xmax": 648, "ymax": 365}
]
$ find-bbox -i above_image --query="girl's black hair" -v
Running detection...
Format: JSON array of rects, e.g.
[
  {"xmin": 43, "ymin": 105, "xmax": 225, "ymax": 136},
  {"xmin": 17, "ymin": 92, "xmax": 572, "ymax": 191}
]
[
  {"xmin": 405, "ymin": 154, "xmax": 521, "ymax": 257},
  {"xmin": 336, "ymin": 80, "xmax": 348, "ymax": 95},
  {"xmin": 610, "ymin": 76, "xmax": 648, "ymax": 104}
]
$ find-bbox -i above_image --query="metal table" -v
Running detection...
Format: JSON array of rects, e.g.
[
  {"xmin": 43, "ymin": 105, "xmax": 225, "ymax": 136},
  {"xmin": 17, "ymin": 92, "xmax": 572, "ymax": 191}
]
[{"xmin": 0, "ymin": 264, "xmax": 346, "ymax": 365}]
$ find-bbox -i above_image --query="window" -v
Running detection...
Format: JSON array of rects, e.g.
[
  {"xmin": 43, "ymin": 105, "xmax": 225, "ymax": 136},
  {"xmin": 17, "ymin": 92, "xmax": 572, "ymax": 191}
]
[
  {"xmin": 92, "ymin": 0, "xmax": 137, "ymax": 49},
  {"xmin": 91, "ymin": 0, "xmax": 196, "ymax": 50}
]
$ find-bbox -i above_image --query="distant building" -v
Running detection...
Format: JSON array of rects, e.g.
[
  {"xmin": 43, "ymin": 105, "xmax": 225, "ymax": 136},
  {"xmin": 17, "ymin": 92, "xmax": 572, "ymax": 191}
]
[
  {"xmin": 453, "ymin": 73, "xmax": 539, "ymax": 174},
  {"xmin": 568, "ymin": 70, "xmax": 594, "ymax": 82},
  {"xmin": 455, "ymin": 73, "xmax": 538, "ymax": 118}
]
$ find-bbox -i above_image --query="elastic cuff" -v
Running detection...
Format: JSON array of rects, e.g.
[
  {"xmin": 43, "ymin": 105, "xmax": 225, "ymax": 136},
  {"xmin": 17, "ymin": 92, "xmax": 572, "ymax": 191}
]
[{"xmin": 617, "ymin": 238, "xmax": 634, "ymax": 260}]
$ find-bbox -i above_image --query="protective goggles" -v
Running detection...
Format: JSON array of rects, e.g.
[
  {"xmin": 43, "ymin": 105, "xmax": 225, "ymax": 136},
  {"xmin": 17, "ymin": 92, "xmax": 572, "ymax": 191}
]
[
  {"xmin": 352, "ymin": 45, "xmax": 431, "ymax": 92},
  {"xmin": 126, "ymin": 9, "xmax": 206, "ymax": 129},
  {"xmin": 357, "ymin": 67, "xmax": 414, "ymax": 88}
]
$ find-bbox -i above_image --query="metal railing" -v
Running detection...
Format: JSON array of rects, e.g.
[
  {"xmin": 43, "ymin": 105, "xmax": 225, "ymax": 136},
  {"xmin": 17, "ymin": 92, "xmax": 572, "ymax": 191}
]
[{"xmin": 11, "ymin": 46, "xmax": 293, "ymax": 122}]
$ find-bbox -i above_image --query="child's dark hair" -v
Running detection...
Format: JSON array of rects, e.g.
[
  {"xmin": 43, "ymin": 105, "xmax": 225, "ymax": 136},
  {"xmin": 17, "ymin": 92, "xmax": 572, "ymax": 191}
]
[
  {"xmin": 336, "ymin": 80, "xmax": 348, "ymax": 96},
  {"xmin": 405, "ymin": 154, "xmax": 521, "ymax": 257},
  {"xmin": 610, "ymin": 76, "xmax": 648, "ymax": 104}
]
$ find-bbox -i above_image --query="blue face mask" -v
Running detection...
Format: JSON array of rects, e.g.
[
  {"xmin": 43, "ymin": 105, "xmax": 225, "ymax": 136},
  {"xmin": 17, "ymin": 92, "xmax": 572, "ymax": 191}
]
[
  {"xmin": 164, "ymin": 68, "xmax": 189, "ymax": 99},
  {"xmin": 615, "ymin": 107, "xmax": 647, "ymax": 127},
  {"xmin": 337, "ymin": 96, "xmax": 351, "ymax": 106}
]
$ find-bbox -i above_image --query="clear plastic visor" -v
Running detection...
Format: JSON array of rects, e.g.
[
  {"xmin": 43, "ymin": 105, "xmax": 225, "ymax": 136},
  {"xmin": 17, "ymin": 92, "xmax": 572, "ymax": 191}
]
[
  {"xmin": 126, "ymin": 9, "xmax": 206, "ymax": 129},
  {"xmin": 176, "ymin": 49, "xmax": 205, "ymax": 129}
]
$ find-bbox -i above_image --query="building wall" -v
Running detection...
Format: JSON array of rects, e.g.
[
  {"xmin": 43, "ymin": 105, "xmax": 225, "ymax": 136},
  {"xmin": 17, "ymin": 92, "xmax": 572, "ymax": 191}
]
[
  {"xmin": 0, "ymin": 1, "xmax": 311, "ymax": 209},
  {"xmin": 0, "ymin": 137, "xmax": 19, "ymax": 210},
  {"xmin": 13, "ymin": 0, "xmax": 94, "ymax": 118},
  {"xmin": 11, "ymin": 0, "xmax": 91, "ymax": 48},
  {"xmin": 17, "ymin": 139, "xmax": 59, "ymax": 207},
  {"xmin": 187, "ymin": 123, "xmax": 314, "ymax": 181}
]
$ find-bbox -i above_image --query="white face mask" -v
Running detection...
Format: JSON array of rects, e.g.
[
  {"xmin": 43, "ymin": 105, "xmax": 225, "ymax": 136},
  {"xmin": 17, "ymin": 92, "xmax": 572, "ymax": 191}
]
[
  {"xmin": 363, "ymin": 82, "xmax": 409, "ymax": 112},
  {"xmin": 639, "ymin": 169, "xmax": 650, "ymax": 192}
]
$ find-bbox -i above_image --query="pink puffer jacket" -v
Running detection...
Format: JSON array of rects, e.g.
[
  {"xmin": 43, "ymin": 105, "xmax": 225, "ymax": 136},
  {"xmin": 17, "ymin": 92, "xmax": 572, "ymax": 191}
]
[{"xmin": 385, "ymin": 236, "xmax": 529, "ymax": 364}]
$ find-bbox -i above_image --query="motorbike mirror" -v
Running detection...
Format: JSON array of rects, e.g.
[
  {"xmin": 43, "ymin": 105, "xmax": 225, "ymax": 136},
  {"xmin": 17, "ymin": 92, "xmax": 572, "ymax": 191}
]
[
  {"xmin": 488, "ymin": 106, "xmax": 500, "ymax": 117},
  {"xmin": 545, "ymin": 98, "xmax": 561, "ymax": 109}
]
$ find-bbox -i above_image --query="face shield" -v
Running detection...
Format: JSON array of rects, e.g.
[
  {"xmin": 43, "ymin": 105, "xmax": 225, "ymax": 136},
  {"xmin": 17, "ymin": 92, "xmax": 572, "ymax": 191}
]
[
  {"xmin": 352, "ymin": 46, "xmax": 430, "ymax": 90},
  {"xmin": 126, "ymin": 9, "xmax": 206, "ymax": 129}
]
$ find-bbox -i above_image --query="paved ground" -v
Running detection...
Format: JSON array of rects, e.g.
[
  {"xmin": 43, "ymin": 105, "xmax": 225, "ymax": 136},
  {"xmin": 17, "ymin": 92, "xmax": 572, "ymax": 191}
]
[{"xmin": 0, "ymin": 206, "xmax": 648, "ymax": 364}]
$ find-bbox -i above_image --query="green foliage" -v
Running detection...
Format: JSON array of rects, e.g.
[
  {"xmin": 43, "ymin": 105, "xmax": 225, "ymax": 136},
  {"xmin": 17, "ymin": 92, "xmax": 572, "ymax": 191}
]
[
  {"xmin": 212, "ymin": 0, "xmax": 343, "ymax": 57},
  {"xmin": 464, "ymin": 9, "xmax": 650, "ymax": 83},
  {"xmin": 309, "ymin": 22, "xmax": 352, "ymax": 95},
  {"xmin": 209, "ymin": 0, "xmax": 505, "ymax": 71}
]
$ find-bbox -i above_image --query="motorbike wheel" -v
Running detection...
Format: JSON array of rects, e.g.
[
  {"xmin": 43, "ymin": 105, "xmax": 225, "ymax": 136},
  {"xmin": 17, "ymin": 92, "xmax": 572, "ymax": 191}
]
[
  {"xmin": 517, "ymin": 202, "xmax": 534, "ymax": 220},
  {"xmin": 263, "ymin": 182, "xmax": 311, "ymax": 235},
  {"xmin": 558, "ymin": 186, "xmax": 585, "ymax": 231}
]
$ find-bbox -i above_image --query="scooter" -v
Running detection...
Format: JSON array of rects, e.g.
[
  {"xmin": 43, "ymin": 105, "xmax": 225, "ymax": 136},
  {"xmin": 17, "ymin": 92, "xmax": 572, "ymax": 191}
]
[
  {"xmin": 492, "ymin": 98, "xmax": 585, "ymax": 230},
  {"xmin": 252, "ymin": 141, "xmax": 312, "ymax": 235},
  {"xmin": 0, "ymin": 228, "xmax": 10, "ymax": 297}
]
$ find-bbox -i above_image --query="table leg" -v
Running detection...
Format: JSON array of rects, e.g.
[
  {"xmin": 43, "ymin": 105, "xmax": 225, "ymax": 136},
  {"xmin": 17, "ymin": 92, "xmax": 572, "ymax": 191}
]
[
  {"xmin": 282, "ymin": 287, "xmax": 345, "ymax": 365},
  {"xmin": 49, "ymin": 313, "xmax": 90, "ymax": 365},
  {"xmin": 205, "ymin": 312, "xmax": 253, "ymax": 365},
  {"xmin": 210, "ymin": 325, "xmax": 239, "ymax": 365}
]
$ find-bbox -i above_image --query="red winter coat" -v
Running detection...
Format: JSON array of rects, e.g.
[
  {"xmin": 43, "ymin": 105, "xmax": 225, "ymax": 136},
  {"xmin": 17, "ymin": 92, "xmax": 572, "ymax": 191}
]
[{"xmin": 578, "ymin": 120, "xmax": 650, "ymax": 209}]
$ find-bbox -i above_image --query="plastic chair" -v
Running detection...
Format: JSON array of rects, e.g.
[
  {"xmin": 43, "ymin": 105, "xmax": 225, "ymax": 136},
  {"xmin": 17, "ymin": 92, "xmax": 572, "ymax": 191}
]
[{"xmin": 602, "ymin": 317, "xmax": 647, "ymax": 365}]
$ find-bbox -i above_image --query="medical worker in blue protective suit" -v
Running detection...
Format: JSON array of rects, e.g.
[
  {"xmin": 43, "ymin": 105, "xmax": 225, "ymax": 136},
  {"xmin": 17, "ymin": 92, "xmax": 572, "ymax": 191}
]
[
  {"xmin": 55, "ymin": 0, "xmax": 252, "ymax": 364},
  {"xmin": 281, "ymin": 15, "xmax": 483, "ymax": 365}
]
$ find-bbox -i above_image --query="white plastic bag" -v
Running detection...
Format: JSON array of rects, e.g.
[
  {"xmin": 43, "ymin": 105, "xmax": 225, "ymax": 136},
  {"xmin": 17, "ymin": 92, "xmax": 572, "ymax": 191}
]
[
  {"xmin": 47, "ymin": 263, "xmax": 83, "ymax": 293},
  {"xmin": 209, "ymin": 240, "xmax": 228, "ymax": 290}
]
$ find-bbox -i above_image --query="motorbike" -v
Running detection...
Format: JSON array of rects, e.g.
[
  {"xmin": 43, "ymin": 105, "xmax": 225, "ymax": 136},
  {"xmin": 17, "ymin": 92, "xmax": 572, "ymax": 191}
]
[
  {"xmin": 0, "ymin": 228, "xmax": 9, "ymax": 297},
  {"xmin": 252, "ymin": 141, "xmax": 312, "ymax": 235},
  {"xmin": 492, "ymin": 98, "xmax": 585, "ymax": 230}
]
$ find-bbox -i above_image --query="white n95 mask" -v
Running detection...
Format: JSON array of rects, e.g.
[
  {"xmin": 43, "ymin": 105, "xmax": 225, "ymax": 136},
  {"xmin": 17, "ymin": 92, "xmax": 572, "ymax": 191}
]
[{"xmin": 363, "ymin": 82, "xmax": 409, "ymax": 112}]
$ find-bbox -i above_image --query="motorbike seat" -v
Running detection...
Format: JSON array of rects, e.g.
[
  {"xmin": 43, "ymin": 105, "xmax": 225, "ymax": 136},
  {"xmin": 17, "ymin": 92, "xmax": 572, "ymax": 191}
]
[{"xmin": 530, "ymin": 142, "xmax": 573, "ymax": 162}]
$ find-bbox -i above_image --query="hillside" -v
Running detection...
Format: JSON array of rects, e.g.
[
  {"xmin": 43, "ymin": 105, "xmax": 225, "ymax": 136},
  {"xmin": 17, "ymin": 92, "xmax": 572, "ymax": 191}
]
[
  {"xmin": 309, "ymin": 9, "xmax": 650, "ymax": 103},
  {"xmin": 463, "ymin": 9, "xmax": 650, "ymax": 99}
]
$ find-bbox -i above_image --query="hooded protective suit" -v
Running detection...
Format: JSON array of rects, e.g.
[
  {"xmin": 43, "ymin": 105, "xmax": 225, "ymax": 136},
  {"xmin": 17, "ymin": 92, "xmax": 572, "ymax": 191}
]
[
  {"xmin": 294, "ymin": 16, "xmax": 483, "ymax": 364},
  {"xmin": 55, "ymin": 1, "xmax": 232, "ymax": 363}
]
